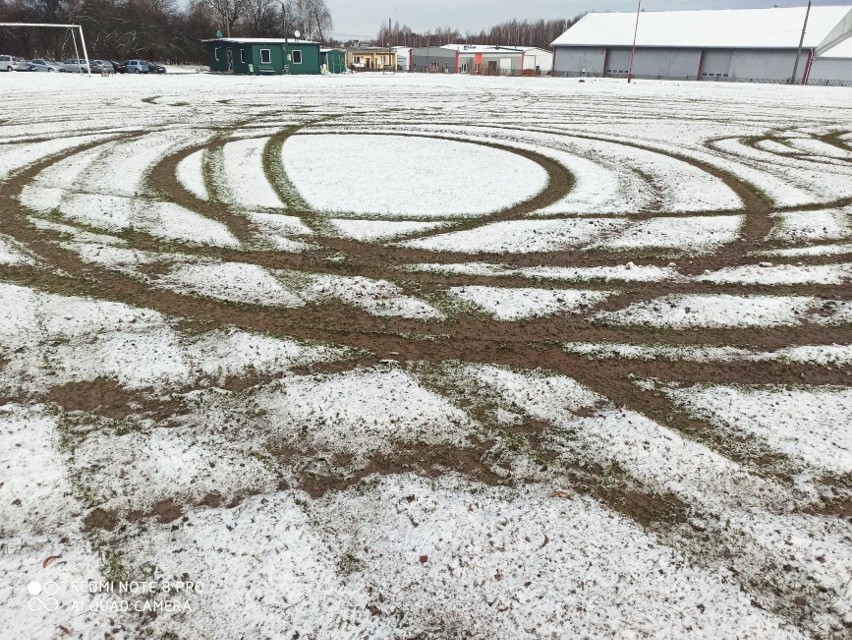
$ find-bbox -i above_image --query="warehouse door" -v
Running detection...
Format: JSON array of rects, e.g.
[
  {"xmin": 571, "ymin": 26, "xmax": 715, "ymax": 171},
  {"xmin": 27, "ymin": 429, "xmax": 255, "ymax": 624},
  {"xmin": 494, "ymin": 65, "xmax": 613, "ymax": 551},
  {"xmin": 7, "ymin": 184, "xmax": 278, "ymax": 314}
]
[
  {"xmin": 701, "ymin": 50, "xmax": 732, "ymax": 79},
  {"xmin": 605, "ymin": 49, "xmax": 631, "ymax": 76}
]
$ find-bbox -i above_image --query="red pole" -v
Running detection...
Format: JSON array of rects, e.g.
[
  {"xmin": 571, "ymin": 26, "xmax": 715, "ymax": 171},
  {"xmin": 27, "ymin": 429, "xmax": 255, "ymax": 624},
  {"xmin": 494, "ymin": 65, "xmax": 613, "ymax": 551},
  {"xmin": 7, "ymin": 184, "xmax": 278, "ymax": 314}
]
[
  {"xmin": 803, "ymin": 49, "xmax": 815, "ymax": 84},
  {"xmin": 627, "ymin": 0, "xmax": 642, "ymax": 83}
]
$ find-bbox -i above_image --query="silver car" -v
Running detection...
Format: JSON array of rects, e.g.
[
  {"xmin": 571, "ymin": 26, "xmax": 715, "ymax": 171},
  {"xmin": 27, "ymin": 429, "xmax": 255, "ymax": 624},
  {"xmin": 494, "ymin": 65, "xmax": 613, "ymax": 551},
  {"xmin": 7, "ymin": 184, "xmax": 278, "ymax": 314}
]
[
  {"xmin": 29, "ymin": 58, "xmax": 63, "ymax": 72},
  {"xmin": 62, "ymin": 58, "xmax": 90, "ymax": 73},
  {"xmin": 91, "ymin": 59, "xmax": 114, "ymax": 73},
  {"xmin": 124, "ymin": 60, "xmax": 150, "ymax": 74},
  {"xmin": 62, "ymin": 58, "xmax": 111, "ymax": 73},
  {"xmin": 0, "ymin": 54, "xmax": 25, "ymax": 71}
]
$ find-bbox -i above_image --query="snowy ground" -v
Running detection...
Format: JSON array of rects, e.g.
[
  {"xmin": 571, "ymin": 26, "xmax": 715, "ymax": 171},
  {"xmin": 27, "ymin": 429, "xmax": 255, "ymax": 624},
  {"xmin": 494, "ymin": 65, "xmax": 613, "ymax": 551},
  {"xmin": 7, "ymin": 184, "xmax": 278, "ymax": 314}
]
[{"xmin": 1, "ymin": 72, "xmax": 851, "ymax": 639}]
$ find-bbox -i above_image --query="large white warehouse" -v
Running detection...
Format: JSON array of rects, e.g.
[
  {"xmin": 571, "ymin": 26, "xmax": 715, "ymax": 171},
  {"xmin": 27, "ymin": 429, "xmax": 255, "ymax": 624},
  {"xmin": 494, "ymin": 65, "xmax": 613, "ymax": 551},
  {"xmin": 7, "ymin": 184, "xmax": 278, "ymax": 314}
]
[{"xmin": 551, "ymin": 6, "xmax": 852, "ymax": 84}]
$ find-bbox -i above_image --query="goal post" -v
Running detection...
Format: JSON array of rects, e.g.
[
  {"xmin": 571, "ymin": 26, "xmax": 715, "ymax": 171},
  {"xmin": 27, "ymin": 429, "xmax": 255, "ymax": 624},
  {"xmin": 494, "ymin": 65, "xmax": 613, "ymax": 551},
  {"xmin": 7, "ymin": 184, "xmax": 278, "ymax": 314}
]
[{"xmin": 0, "ymin": 22, "xmax": 91, "ymax": 76}]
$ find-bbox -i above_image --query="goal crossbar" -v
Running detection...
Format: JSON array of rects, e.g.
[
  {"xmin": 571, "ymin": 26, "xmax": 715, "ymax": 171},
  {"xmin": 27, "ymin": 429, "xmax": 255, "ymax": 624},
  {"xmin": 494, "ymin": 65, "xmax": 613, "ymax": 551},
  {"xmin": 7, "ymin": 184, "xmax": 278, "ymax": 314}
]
[{"xmin": 0, "ymin": 22, "xmax": 91, "ymax": 76}]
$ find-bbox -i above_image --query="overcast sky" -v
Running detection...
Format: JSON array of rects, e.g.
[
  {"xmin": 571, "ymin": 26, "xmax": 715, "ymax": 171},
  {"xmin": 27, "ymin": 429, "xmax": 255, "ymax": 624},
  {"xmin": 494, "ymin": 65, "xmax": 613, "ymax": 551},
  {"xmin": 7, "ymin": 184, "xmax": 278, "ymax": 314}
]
[{"xmin": 326, "ymin": 1, "xmax": 850, "ymax": 40}]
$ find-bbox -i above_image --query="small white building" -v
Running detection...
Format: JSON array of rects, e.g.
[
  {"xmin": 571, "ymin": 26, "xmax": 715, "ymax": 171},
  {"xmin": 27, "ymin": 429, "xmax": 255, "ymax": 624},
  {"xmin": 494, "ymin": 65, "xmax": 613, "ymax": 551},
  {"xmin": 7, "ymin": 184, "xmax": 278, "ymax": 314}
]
[
  {"xmin": 551, "ymin": 6, "xmax": 852, "ymax": 83},
  {"xmin": 392, "ymin": 46, "xmax": 411, "ymax": 70}
]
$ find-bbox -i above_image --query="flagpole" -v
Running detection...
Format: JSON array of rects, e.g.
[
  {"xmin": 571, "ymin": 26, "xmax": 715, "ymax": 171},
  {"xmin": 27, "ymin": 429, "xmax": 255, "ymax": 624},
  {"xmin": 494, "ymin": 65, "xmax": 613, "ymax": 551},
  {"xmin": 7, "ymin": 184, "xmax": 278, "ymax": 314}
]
[{"xmin": 627, "ymin": 0, "xmax": 642, "ymax": 83}]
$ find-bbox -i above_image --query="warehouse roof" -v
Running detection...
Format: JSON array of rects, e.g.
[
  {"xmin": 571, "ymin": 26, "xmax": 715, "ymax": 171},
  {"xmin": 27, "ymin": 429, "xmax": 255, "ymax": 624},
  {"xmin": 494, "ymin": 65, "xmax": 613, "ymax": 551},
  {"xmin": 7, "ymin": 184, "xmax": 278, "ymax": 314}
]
[{"xmin": 552, "ymin": 6, "xmax": 852, "ymax": 51}]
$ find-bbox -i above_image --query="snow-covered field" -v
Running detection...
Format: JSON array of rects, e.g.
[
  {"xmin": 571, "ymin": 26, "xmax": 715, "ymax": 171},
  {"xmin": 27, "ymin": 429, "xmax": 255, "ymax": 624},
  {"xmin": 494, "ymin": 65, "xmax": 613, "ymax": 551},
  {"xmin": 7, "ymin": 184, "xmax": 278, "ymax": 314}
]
[{"xmin": 1, "ymin": 72, "xmax": 851, "ymax": 639}]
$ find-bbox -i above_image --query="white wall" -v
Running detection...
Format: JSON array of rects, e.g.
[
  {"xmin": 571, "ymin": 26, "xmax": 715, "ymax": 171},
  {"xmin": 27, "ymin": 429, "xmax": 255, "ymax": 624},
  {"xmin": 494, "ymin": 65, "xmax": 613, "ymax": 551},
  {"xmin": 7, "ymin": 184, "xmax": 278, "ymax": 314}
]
[
  {"xmin": 632, "ymin": 48, "xmax": 702, "ymax": 79},
  {"xmin": 809, "ymin": 57, "xmax": 852, "ymax": 82},
  {"xmin": 554, "ymin": 46, "xmax": 606, "ymax": 74},
  {"xmin": 522, "ymin": 52, "xmax": 553, "ymax": 73},
  {"xmin": 729, "ymin": 50, "xmax": 803, "ymax": 82}
]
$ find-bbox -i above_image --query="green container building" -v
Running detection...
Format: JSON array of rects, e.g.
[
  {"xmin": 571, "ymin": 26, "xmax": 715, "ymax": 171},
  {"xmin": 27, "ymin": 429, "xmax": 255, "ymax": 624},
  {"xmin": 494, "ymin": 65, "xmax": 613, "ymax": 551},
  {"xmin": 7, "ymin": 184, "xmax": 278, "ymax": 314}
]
[
  {"xmin": 321, "ymin": 48, "xmax": 348, "ymax": 73},
  {"xmin": 202, "ymin": 37, "xmax": 321, "ymax": 75}
]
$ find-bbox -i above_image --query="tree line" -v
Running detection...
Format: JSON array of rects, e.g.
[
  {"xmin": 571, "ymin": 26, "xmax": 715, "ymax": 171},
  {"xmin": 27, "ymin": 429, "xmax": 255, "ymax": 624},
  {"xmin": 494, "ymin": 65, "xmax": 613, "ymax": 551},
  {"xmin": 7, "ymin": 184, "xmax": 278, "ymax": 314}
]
[
  {"xmin": 0, "ymin": 0, "xmax": 332, "ymax": 64},
  {"xmin": 373, "ymin": 16, "xmax": 582, "ymax": 51},
  {"xmin": 0, "ymin": 2, "xmax": 578, "ymax": 65}
]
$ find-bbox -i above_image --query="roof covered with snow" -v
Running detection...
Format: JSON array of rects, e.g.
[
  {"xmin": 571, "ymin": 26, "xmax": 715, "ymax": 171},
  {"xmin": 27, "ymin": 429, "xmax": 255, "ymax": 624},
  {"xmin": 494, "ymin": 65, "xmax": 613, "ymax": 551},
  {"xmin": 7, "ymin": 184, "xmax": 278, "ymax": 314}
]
[
  {"xmin": 201, "ymin": 37, "xmax": 319, "ymax": 45},
  {"xmin": 441, "ymin": 44, "xmax": 525, "ymax": 55},
  {"xmin": 552, "ymin": 6, "xmax": 852, "ymax": 51}
]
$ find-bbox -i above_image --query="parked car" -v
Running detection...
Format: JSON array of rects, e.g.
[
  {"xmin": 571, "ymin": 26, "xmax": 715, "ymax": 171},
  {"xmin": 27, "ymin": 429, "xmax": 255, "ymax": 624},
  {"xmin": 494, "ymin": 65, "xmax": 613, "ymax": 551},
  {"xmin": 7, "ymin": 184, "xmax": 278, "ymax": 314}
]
[
  {"xmin": 0, "ymin": 54, "xmax": 25, "ymax": 71},
  {"xmin": 146, "ymin": 61, "xmax": 166, "ymax": 74},
  {"xmin": 91, "ymin": 59, "xmax": 114, "ymax": 73},
  {"xmin": 109, "ymin": 60, "xmax": 127, "ymax": 74},
  {"xmin": 123, "ymin": 60, "xmax": 150, "ymax": 73},
  {"xmin": 29, "ymin": 58, "xmax": 63, "ymax": 72},
  {"xmin": 62, "ymin": 59, "xmax": 93, "ymax": 73}
]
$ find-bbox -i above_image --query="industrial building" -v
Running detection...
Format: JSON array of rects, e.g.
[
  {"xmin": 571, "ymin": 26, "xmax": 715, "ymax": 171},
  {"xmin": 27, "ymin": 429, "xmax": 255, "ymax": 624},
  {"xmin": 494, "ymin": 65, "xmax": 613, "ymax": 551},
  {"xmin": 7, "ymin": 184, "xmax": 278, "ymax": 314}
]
[
  {"xmin": 203, "ymin": 37, "xmax": 321, "ymax": 75},
  {"xmin": 551, "ymin": 6, "xmax": 852, "ymax": 84},
  {"xmin": 409, "ymin": 44, "xmax": 552, "ymax": 75}
]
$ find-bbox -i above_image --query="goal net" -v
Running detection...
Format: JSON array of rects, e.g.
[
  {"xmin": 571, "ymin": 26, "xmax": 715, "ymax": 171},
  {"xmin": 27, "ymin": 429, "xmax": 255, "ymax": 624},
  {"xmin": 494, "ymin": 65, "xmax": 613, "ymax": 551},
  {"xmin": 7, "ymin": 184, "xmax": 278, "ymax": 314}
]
[{"xmin": 0, "ymin": 22, "xmax": 91, "ymax": 75}]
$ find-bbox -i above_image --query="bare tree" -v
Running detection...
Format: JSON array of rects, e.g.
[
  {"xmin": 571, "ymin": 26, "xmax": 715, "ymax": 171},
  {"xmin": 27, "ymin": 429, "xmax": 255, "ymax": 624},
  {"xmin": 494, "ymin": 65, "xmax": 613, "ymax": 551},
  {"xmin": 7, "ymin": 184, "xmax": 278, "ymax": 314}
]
[
  {"xmin": 283, "ymin": 0, "xmax": 331, "ymax": 41},
  {"xmin": 205, "ymin": 0, "xmax": 249, "ymax": 37},
  {"xmin": 245, "ymin": 0, "xmax": 275, "ymax": 36}
]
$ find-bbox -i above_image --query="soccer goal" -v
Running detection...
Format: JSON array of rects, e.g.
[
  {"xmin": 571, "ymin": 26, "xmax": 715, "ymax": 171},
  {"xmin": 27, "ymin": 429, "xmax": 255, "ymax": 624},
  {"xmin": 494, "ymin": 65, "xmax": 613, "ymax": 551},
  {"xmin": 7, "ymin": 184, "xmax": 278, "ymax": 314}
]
[{"xmin": 0, "ymin": 22, "xmax": 91, "ymax": 76}]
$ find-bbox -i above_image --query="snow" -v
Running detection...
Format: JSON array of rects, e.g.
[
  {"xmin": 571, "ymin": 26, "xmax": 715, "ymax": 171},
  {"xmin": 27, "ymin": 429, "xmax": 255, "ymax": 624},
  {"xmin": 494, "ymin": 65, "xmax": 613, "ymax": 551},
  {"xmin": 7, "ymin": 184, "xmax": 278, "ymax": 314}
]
[
  {"xmin": 564, "ymin": 342, "xmax": 757, "ymax": 362},
  {"xmin": 594, "ymin": 294, "xmax": 820, "ymax": 328},
  {"xmin": 401, "ymin": 218, "xmax": 628, "ymax": 254},
  {"xmin": 282, "ymin": 133, "xmax": 549, "ymax": 217},
  {"xmin": 5, "ymin": 71, "xmax": 852, "ymax": 639},
  {"xmin": 667, "ymin": 384, "xmax": 852, "ymax": 474},
  {"xmin": 293, "ymin": 273, "xmax": 445, "ymax": 320},
  {"xmin": 21, "ymin": 190, "xmax": 241, "ymax": 248},
  {"xmin": 0, "ymin": 134, "xmax": 112, "ymax": 181},
  {"xmin": 112, "ymin": 475, "xmax": 805, "ymax": 639},
  {"xmin": 711, "ymin": 137, "xmax": 852, "ymax": 204},
  {"xmin": 408, "ymin": 262, "xmax": 681, "ymax": 282},
  {"xmin": 81, "ymin": 130, "xmax": 206, "ymax": 198},
  {"xmin": 0, "ymin": 235, "xmax": 38, "ymax": 265},
  {"xmin": 757, "ymin": 243, "xmax": 852, "ymax": 258},
  {"xmin": 768, "ymin": 207, "xmax": 852, "ymax": 243},
  {"xmin": 447, "ymin": 286, "xmax": 613, "ymax": 321},
  {"xmin": 255, "ymin": 367, "xmax": 474, "ymax": 454},
  {"xmin": 219, "ymin": 137, "xmax": 284, "ymax": 209},
  {"xmin": 311, "ymin": 475, "xmax": 802, "ymax": 639},
  {"xmin": 0, "ymin": 405, "xmax": 118, "ymax": 640},
  {"xmin": 0, "ymin": 282, "xmax": 347, "ymax": 395},
  {"xmin": 175, "ymin": 149, "xmax": 208, "ymax": 200},
  {"xmin": 244, "ymin": 211, "xmax": 315, "ymax": 251},
  {"xmin": 695, "ymin": 263, "xmax": 852, "ymax": 285},
  {"xmin": 783, "ymin": 137, "xmax": 852, "ymax": 159},
  {"xmin": 595, "ymin": 216, "xmax": 743, "ymax": 252},
  {"xmin": 812, "ymin": 300, "xmax": 852, "ymax": 326},
  {"xmin": 564, "ymin": 341, "xmax": 852, "ymax": 367},
  {"xmin": 157, "ymin": 261, "xmax": 304, "ymax": 307},
  {"xmin": 151, "ymin": 261, "xmax": 443, "ymax": 319}
]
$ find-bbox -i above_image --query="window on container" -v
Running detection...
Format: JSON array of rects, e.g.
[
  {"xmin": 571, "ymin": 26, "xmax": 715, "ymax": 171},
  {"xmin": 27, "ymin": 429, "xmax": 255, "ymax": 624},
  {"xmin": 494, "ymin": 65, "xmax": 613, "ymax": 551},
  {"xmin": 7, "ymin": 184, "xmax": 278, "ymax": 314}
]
[
  {"xmin": 293, "ymin": 50, "xmax": 302, "ymax": 64},
  {"xmin": 240, "ymin": 49, "xmax": 245, "ymax": 64},
  {"xmin": 260, "ymin": 49, "xmax": 271, "ymax": 64}
]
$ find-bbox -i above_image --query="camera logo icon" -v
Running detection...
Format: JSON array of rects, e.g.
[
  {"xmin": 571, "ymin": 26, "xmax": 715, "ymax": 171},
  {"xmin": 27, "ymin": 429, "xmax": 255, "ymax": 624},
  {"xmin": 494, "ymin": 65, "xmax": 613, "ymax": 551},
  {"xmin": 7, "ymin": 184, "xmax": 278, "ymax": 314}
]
[{"xmin": 27, "ymin": 581, "xmax": 60, "ymax": 612}]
